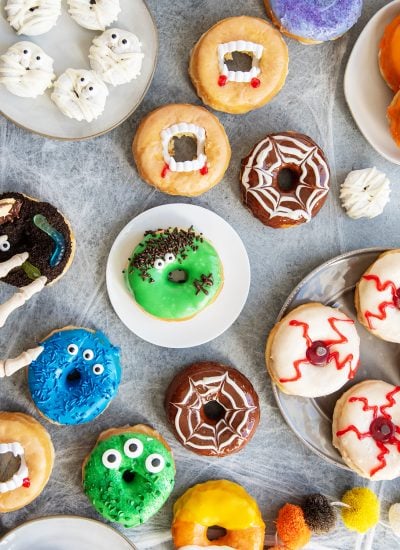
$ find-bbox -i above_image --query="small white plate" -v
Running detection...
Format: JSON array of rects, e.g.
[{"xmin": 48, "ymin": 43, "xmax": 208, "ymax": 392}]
[
  {"xmin": 344, "ymin": 1, "xmax": 400, "ymax": 164},
  {"xmin": 106, "ymin": 204, "xmax": 251, "ymax": 348},
  {"xmin": 0, "ymin": 516, "xmax": 136, "ymax": 549},
  {"xmin": 0, "ymin": 0, "xmax": 157, "ymax": 140}
]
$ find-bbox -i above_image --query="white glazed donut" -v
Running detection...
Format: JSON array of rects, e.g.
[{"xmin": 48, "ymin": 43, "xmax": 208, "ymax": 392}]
[
  {"xmin": 340, "ymin": 167, "xmax": 390, "ymax": 220},
  {"xmin": 266, "ymin": 303, "xmax": 360, "ymax": 398},
  {"xmin": 333, "ymin": 380, "xmax": 400, "ymax": 480},
  {"xmin": 356, "ymin": 250, "xmax": 400, "ymax": 343},
  {"xmin": 89, "ymin": 28, "xmax": 144, "ymax": 86},
  {"xmin": 5, "ymin": 0, "xmax": 61, "ymax": 36},
  {"xmin": 0, "ymin": 41, "xmax": 55, "ymax": 98},
  {"xmin": 67, "ymin": 0, "xmax": 121, "ymax": 31},
  {"xmin": 51, "ymin": 69, "xmax": 108, "ymax": 122}
]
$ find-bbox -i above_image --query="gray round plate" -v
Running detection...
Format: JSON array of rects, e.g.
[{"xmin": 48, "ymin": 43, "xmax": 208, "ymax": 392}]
[{"xmin": 272, "ymin": 247, "xmax": 400, "ymax": 470}]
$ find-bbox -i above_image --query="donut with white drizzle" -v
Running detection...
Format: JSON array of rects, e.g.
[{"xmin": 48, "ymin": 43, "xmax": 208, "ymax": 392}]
[
  {"xmin": 165, "ymin": 362, "xmax": 260, "ymax": 457},
  {"xmin": 240, "ymin": 132, "xmax": 330, "ymax": 228},
  {"xmin": 67, "ymin": 0, "xmax": 120, "ymax": 31},
  {"xmin": 266, "ymin": 303, "xmax": 360, "ymax": 398},
  {"xmin": 5, "ymin": 0, "xmax": 61, "ymax": 36}
]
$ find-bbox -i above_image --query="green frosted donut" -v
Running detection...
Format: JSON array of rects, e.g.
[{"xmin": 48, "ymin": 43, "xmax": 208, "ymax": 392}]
[
  {"xmin": 124, "ymin": 227, "xmax": 223, "ymax": 320},
  {"xmin": 82, "ymin": 427, "xmax": 175, "ymax": 527}
]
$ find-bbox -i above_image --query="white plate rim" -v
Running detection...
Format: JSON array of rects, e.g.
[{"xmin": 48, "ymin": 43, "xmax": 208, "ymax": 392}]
[
  {"xmin": 271, "ymin": 247, "xmax": 389, "ymax": 470},
  {"xmin": 344, "ymin": 0, "xmax": 400, "ymax": 165},
  {"xmin": 0, "ymin": 0, "xmax": 158, "ymax": 142},
  {"xmin": 106, "ymin": 203, "xmax": 251, "ymax": 349},
  {"xmin": 0, "ymin": 515, "xmax": 137, "ymax": 549}
]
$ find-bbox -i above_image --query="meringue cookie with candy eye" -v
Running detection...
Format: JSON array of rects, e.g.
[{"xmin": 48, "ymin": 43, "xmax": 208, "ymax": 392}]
[
  {"xmin": 340, "ymin": 167, "xmax": 390, "ymax": 220},
  {"xmin": 51, "ymin": 69, "xmax": 108, "ymax": 122},
  {"xmin": 5, "ymin": 0, "xmax": 61, "ymax": 36},
  {"xmin": 89, "ymin": 28, "xmax": 144, "ymax": 86},
  {"xmin": 0, "ymin": 41, "xmax": 55, "ymax": 98},
  {"xmin": 67, "ymin": 0, "xmax": 121, "ymax": 31}
]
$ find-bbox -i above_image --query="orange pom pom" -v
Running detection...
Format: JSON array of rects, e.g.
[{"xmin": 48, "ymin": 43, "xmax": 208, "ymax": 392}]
[{"xmin": 276, "ymin": 503, "xmax": 312, "ymax": 549}]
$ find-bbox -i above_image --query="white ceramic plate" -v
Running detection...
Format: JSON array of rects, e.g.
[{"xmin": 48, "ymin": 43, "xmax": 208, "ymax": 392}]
[
  {"xmin": 106, "ymin": 204, "xmax": 251, "ymax": 348},
  {"xmin": 0, "ymin": 516, "xmax": 136, "ymax": 549},
  {"xmin": 0, "ymin": 0, "xmax": 157, "ymax": 140},
  {"xmin": 344, "ymin": 1, "xmax": 400, "ymax": 164},
  {"xmin": 272, "ymin": 248, "xmax": 400, "ymax": 470}
]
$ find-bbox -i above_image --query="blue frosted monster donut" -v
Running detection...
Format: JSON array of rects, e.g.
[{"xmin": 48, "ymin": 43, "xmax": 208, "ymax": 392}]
[{"xmin": 28, "ymin": 327, "xmax": 121, "ymax": 425}]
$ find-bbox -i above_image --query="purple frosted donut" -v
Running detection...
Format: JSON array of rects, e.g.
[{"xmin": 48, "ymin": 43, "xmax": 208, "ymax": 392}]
[{"xmin": 265, "ymin": 0, "xmax": 363, "ymax": 44}]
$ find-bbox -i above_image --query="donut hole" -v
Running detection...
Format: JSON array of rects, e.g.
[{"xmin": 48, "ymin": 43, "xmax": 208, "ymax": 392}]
[
  {"xmin": 224, "ymin": 51, "xmax": 253, "ymax": 72},
  {"xmin": 203, "ymin": 400, "xmax": 225, "ymax": 422},
  {"xmin": 168, "ymin": 269, "xmax": 188, "ymax": 284},
  {"xmin": 207, "ymin": 525, "xmax": 228, "ymax": 541},
  {"xmin": 0, "ymin": 452, "xmax": 21, "ymax": 482},
  {"xmin": 170, "ymin": 135, "xmax": 198, "ymax": 163},
  {"xmin": 122, "ymin": 470, "xmax": 136, "ymax": 484},
  {"xmin": 66, "ymin": 368, "xmax": 82, "ymax": 385},
  {"xmin": 277, "ymin": 168, "xmax": 299, "ymax": 193}
]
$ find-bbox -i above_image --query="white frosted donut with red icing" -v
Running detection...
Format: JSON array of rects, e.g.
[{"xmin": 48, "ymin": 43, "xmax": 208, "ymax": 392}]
[
  {"xmin": 266, "ymin": 303, "xmax": 360, "ymax": 398},
  {"xmin": 333, "ymin": 380, "xmax": 400, "ymax": 480},
  {"xmin": 356, "ymin": 250, "xmax": 400, "ymax": 343}
]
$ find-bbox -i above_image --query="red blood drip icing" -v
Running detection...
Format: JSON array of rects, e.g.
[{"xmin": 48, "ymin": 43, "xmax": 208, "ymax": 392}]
[
  {"xmin": 22, "ymin": 477, "xmax": 30, "ymax": 488},
  {"xmin": 161, "ymin": 163, "xmax": 169, "ymax": 178},
  {"xmin": 251, "ymin": 77, "xmax": 261, "ymax": 88},
  {"xmin": 218, "ymin": 75, "xmax": 228, "ymax": 87},
  {"xmin": 336, "ymin": 386, "xmax": 400, "ymax": 477},
  {"xmin": 200, "ymin": 165, "xmax": 208, "ymax": 175},
  {"xmin": 278, "ymin": 318, "xmax": 356, "ymax": 384},
  {"xmin": 362, "ymin": 274, "xmax": 398, "ymax": 328}
]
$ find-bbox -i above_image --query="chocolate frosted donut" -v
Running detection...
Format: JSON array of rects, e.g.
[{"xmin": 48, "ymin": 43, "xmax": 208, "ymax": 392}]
[
  {"xmin": 240, "ymin": 132, "xmax": 330, "ymax": 229},
  {"xmin": 165, "ymin": 362, "xmax": 260, "ymax": 457}
]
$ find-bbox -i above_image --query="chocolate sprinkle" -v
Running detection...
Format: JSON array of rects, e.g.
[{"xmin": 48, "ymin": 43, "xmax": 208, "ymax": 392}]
[
  {"xmin": 301, "ymin": 493, "xmax": 336, "ymax": 534},
  {"xmin": 193, "ymin": 273, "xmax": 214, "ymax": 295}
]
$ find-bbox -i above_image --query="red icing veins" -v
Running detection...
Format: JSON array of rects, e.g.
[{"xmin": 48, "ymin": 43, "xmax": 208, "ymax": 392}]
[
  {"xmin": 279, "ymin": 317, "xmax": 357, "ymax": 384},
  {"xmin": 22, "ymin": 477, "xmax": 30, "ymax": 488},
  {"xmin": 362, "ymin": 274, "xmax": 400, "ymax": 329},
  {"xmin": 336, "ymin": 386, "xmax": 400, "ymax": 477},
  {"xmin": 161, "ymin": 163, "xmax": 169, "ymax": 178}
]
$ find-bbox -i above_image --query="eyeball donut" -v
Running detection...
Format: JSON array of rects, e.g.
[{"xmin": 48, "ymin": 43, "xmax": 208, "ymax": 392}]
[
  {"xmin": 355, "ymin": 250, "xmax": 400, "ymax": 343},
  {"xmin": 333, "ymin": 380, "xmax": 400, "ymax": 480},
  {"xmin": 67, "ymin": 0, "xmax": 121, "ymax": 31},
  {"xmin": 25, "ymin": 327, "xmax": 121, "ymax": 425},
  {"xmin": 82, "ymin": 424, "xmax": 175, "ymax": 527},
  {"xmin": 0, "ymin": 412, "xmax": 54, "ymax": 513},
  {"xmin": 0, "ymin": 42, "xmax": 55, "ymax": 98},
  {"xmin": 5, "ymin": 0, "xmax": 61, "ymax": 36},
  {"xmin": 51, "ymin": 69, "xmax": 108, "ymax": 122},
  {"xmin": 189, "ymin": 16, "xmax": 289, "ymax": 114},
  {"xmin": 266, "ymin": 303, "xmax": 360, "ymax": 398},
  {"xmin": 89, "ymin": 28, "xmax": 144, "ymax": 86}
]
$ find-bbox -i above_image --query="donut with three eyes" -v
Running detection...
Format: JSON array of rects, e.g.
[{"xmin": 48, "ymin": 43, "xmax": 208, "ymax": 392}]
[
  {"xmin": 82, "ymin": 424, "xmax": 175, "ymax": 527},
  {"xmin": 0, "ymin": 42, "xmax": 55, "ymax": 98},
  {"xmin": 124, "ymin": 226, "xmax": 223, "ymax": 321},
  {"xmin": 5, "ymin": 0, "xmax": 61, "ymax": 36},
  {"xmin": 67, "ymin": 0, "xmax": 121, "ymax": 31}
]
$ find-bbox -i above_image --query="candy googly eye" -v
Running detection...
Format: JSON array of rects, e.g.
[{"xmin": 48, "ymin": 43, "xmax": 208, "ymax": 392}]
[
  {"xmin": 154, "ymin": 258, "xmax": 165, "ymax": 270},
  {"xmin": 164, "ymin": 253, "xmax": 175, "ymax": 264},
  {"xmin": 0, "ymin": 239, "xmax": 10, "ymax": 252},
  {"xmin": 67, "ymin": 344, "xmax": 79, "ymax": 355},
  {"xmin": 83, "ymin": 349, "xmax": 94, "ymax": 361},
  {"xmin": 93, "ymin": 363, "xmax": 104, "ymax": 375},
  {"xmin": 80, "ymin": 77, "xmax": 85, "ymax": 82},
  {"xmin": 23, "ymin": 49, "xmax": 29, "ymax": 55},
  {"xmin": 102, "ymin": 449, "xmax": 121, "ymax": 469},
  {"xmin": 124, "ymin": 438, "xmax": 143, "ymax": 458},
  {"xmin": 145, "ymin": 453, "xmax": 165, "ymax": 474},
  {"xmin": 121, "ymin": 39, "xmax": 128, "ymax": 45},
  {"xmin": 111, "ymin": 33, "xmax": 117, "ymax": 39},
  {"xmin": 36, "ymin": 56, "xmax": 41, "ymax": 61}
]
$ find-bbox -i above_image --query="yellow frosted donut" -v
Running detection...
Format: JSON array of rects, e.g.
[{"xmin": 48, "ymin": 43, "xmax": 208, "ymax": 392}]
[
  {"xmin": 172, "ymin": 480, "xmax": 265, "ymax": 549},
  {"xmin": 0, "ymin": 412, "xmax": 54, "ymax": 513},
  {"xmin": 189, "ymin": 16, "xmax": 289, "ymax": 114}
]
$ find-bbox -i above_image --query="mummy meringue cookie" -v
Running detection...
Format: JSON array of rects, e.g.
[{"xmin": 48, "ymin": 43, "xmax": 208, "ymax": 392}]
[
  {"xmin": 89, "ymin": 28, "xmax": 144, "ymax": 86},
  {"xmin": 0, "ymin": 42, "xmax": 55, "ymax": 98},
  {"xmin": 51, "ymin": 69, "xmax": 108, "ymax": 122},
  {"xmin": 68, "ymin": 0, "xmax": 121, "ymax": 31},
  {"xmin": 340, "ymin": 168, "xmax": 391, "ymax": 220},
  {"xmin": 5, "ymin": 0, "xmax": 61, "ymax": 36}
]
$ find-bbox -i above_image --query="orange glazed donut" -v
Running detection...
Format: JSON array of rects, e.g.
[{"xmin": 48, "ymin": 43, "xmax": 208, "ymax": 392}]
[
  {"xmin": 387, "ymin": 91, "xmax": 400, "ymax": 147},
  {"xmin": 133, "ymin": 104, "xmax": 231, "ymax": 197},
  {"xmin": 171, "ymin": 479, "xmax": 265, "ymax": 549},
  {"xmin": 0, "ymin": 412, "xmax": 54, "ymax": 513},
  {"xmin": 379, "ymin": 15, "xmax": 400, "ymax": 92},
  {"xmin": 189, "ymin": 16, "xmax": 288, "ymax": 114}
]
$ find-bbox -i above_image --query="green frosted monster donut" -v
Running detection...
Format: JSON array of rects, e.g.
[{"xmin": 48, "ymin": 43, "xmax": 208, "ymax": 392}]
[
  {"xmin": 124, "ymin": 227, "xmax": 223, "ymax": 320},
  {"xmin": 82, "ymin": 425, "xmax": 175, "ymax": 527}
]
